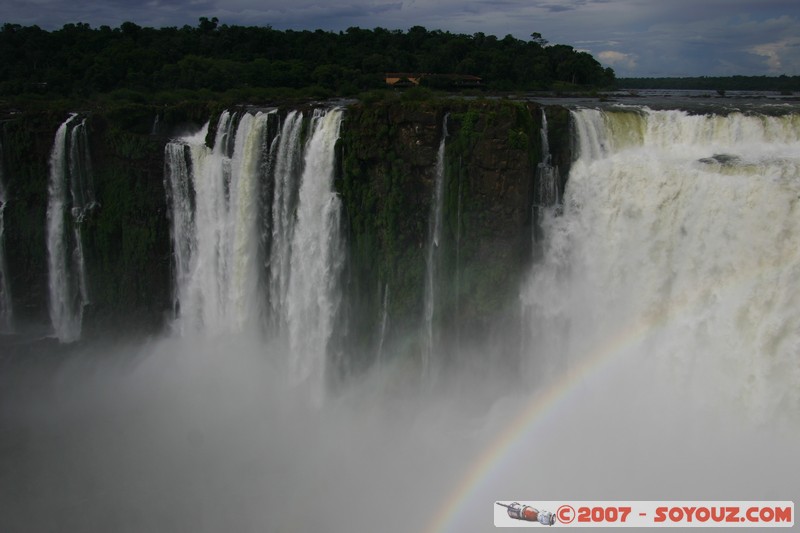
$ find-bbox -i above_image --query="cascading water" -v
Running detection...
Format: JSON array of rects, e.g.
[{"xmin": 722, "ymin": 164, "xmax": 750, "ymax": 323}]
[
  {"xmin": 524, "ymin": 106, "xmax": 800, "ymax": 419},
  {"xmin": 534, "ymin": 108, "xmax": 560, "ymax": 210},
  {"xmin": 286, "ymin": 108, "xmax": 344, "ymax": 393},
  {"xmin": 268, "ymin": 110, "xmax": 304, "ymax": 330},
  {"xmin": 164, "ymin": 137, "xmax": 199, "ymax": 318},
  {"xmin": 376, "ymin": 283, "xmax": 390, "ymax": 367},
  {"xmin": 68, "ymin": 119, "xmax": 96, "ymax": 213},
  {"xmin": 46, "ymin": 116, "xmax": 74, "ymax": 340},
  {"xmin": 165, "ymin": 111, "xmax": 275, "ymax": 335},
  {"xmin": 46, "ymin": 115, "xmax": 94, "ymax": 342},
  {"xmin": 0, "ymin": 138, "xmax": 12, "ymax": 333},
  {"xmin": 165, "ymin": 107, "xmax": 345, "ymax": 398},
  {"xmin": 67, "ymin": 118, "xmax": 94, "ymax": 332},
  {"xmin": 423, "ymin": 114, "xmax": 448, "ymax": 379},
  {"xmin": 226, "ymin": 112, "xmax": 272, "ymax": 333},
  {"xmin": 5, "ymin": 102, "xmax": 800, "ymax": 533}
]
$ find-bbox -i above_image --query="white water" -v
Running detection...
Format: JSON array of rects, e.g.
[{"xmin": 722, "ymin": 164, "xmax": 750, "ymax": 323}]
[
  {"xmin": 286, "ymin": 108, "xmax": 344, "ymax": 394},
  {"xmin": 68, "ymin": 119, "xmax": 93, "ymax": 333},
  {"xmin": 525, "ymin": 107, "xmax": 800, "ymax": 419},
  {"xmin": 164, "ymin": 139, "xmax": 197, "ymax": 317},
  {"xmin": 423, "ymin": 115, "xmax": 448, "ymax": 379},
  {"xmin": 268, "ymin": 110, "xmax": 304, "ymax": 331},
  {"xmin": 454, "ymin": 107, "xmax": 800, "ymax": 529},
  {"xmin": 165, "ymin": 108, "xmax": 345, "ymax": 397},
  {"xmin": 6, "ymin": 106, "xmax": 799, "ymax": 533},
  {"xmin": 68, "ymin": 119, "xmax": 96, "ymax": 215},
  {"xmin": 0, "ymin": 138, "xmax": 12, "ymax": 332},
  {"xmin": 46, "ymin": 115, "xmax": 93, "ymax": 342},
  {"xmin": 166, "ymin": 111, "xmax": 274, "ymax": 335},
  {"xmin": 535, "ymin": 108, "xmax": 560, "ymax": 208}
]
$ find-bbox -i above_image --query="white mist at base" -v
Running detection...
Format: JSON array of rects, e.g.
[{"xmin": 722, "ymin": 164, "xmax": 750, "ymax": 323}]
[
  {"xmin": 2, "ymin": 106, "xmax": 798, "ymax": 533},
  {"xmin": 0, "ymin": 335, "xmax": 492, "ymax": 533},
  {"xmin": 2, "ymin": 332, "xmax": 796, "ymax": 533}
]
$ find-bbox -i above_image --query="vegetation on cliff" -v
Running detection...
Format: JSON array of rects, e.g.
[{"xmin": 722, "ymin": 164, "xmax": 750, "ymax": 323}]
[{"xmin": 338, "ymin": 98, "xmax": 571, "ymax": 367}]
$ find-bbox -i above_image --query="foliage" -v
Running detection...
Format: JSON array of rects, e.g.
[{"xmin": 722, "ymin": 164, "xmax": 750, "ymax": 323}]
[
  {"xmin": 80, "ymin": 115, "xmax": 172, "ymax": 332},
  {"xmin": 337, "ymin": 98, "xmax": 547, "ymax": 366},
  {"xmin": 0, "ymin": 115, "xmax": 57, "ymax": 323},
  {"xmin": 0, "ymin": 20, "xmax": 615, "ymax": 105}
]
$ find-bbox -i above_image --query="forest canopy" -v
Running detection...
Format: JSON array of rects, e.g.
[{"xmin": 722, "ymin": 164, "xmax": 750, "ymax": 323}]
[{"xmin": 0, "ymin": 19, "xmax": 615, "ymax": 101}]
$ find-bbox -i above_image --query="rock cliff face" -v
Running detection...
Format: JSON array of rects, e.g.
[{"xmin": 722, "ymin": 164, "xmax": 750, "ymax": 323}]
[
  {"xmin": 2, "ymin": 112, "xmax": 57, "ymax": 328},
  {"xmin": 0, "ymin": 99, "xmax": 572, "ymax": 356},
  {"xmin": 338, "ymin": 99, "xmax": 571, "ymax": 370}
]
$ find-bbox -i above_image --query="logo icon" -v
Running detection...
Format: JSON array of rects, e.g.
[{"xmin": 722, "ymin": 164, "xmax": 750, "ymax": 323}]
[{"xmin": 496, "ymin": 502, "xmax": 556, "ymax": 526}]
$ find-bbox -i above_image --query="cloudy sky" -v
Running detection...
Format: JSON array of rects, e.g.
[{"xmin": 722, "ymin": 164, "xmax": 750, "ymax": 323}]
[{"xmin": 2, "ymin": 0, "xmax": 799, "ymax": 77}]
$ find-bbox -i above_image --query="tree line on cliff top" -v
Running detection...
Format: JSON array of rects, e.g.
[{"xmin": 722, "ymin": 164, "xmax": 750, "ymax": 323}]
[{"xmin": 0, "ymin": 18, "xmax": 615, "ymax": 102}]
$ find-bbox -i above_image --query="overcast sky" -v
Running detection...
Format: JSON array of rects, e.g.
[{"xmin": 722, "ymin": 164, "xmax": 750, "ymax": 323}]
[{"xmin": 2, "ymin": 0, "xmax": 799, "ymax": 77}]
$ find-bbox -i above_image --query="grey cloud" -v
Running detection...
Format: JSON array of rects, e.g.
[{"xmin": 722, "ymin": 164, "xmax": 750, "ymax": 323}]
[
  {"xmin": 541, "ymin": 4, "xmax": 575, "ymax": 13},
  {"xmin": 638, "ymin": 13, "xmax": 800, "ymax": 74}
]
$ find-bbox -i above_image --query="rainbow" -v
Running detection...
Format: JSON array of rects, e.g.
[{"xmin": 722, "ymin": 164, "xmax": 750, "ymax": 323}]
[
  {"xmin": 422, "ymin": 107, "xmax": 800, "ymax": 532},
  {"xmin": 424, "ymin": 317, "xmax": 649, "ymax": 533},
  {"xmin": 424, "ymin": 255, "xmax": 795, "ymax": 533}
]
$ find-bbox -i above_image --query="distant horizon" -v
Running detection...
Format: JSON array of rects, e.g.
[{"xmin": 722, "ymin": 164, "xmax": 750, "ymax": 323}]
[
  {"xmin": 1, "ymin": 0, "xmax": 798, "ymax": 78},
  {"xmin": 616, "ymin": 75, "xmax": 799, "ymax": 79}
]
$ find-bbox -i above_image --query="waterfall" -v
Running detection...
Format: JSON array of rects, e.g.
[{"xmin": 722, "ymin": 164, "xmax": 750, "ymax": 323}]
[
  {"xmin": 541, "ymin": 107, "xmax": 550, "ymax": 159},
  {"xmin": 165, "ymin": 111, "xmax": 275, "ymax": 335},
  {"xmin": 46, "ymin": 115, "xmax": 94, "ymax": 342},
  {"xmin": 46, "ymin": 116, "xmax": 74, "ymax": 340},
  {"xmin": 423, "ymin": 114, "xmax": 448, "ymax": 379},
  {"xmin": 165, "ymin": 107, "xmax": 345, "ymax": 398},
  {"xmin": 164, "ymin": 139, "xmax": 197, "ymax": 318},
  {"xmin": 534, "ymin": 108, "xmax": 560, "ymax": 208},
  {"xmin": 9, "ymin": 103, "xmax": 800, "ymax": 533},
  {"xmin": 269, "ymin": 110, "xmax": 304, "ymax": 330},
  {"xmin": 68, "ymin": 119, "xmax": 96, "ymax": 215},
  {"xmin": 376, "ymin": 283, "xmax": 390, "ymax": 367},
  {"xmin": 454, "ymin": 154, "xmax": 462, "ymax": 352},
  {"xmin": 524, "ymin": 107, "xmax": 800, "ymax": 419},
  {"xmin": 286, "ymin": 108, "xmax": 344, "ymax": 394},
  {"xmin": 226, "ymin": 112, "xmax": 272, "ymax": 333},
  {"xmin": 67, "ymin": 118, "xmax": 94, "ymax": 337},
  {"xmin": 0, "ymin": 138, "xmax": 12, "ymax": 332}
]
